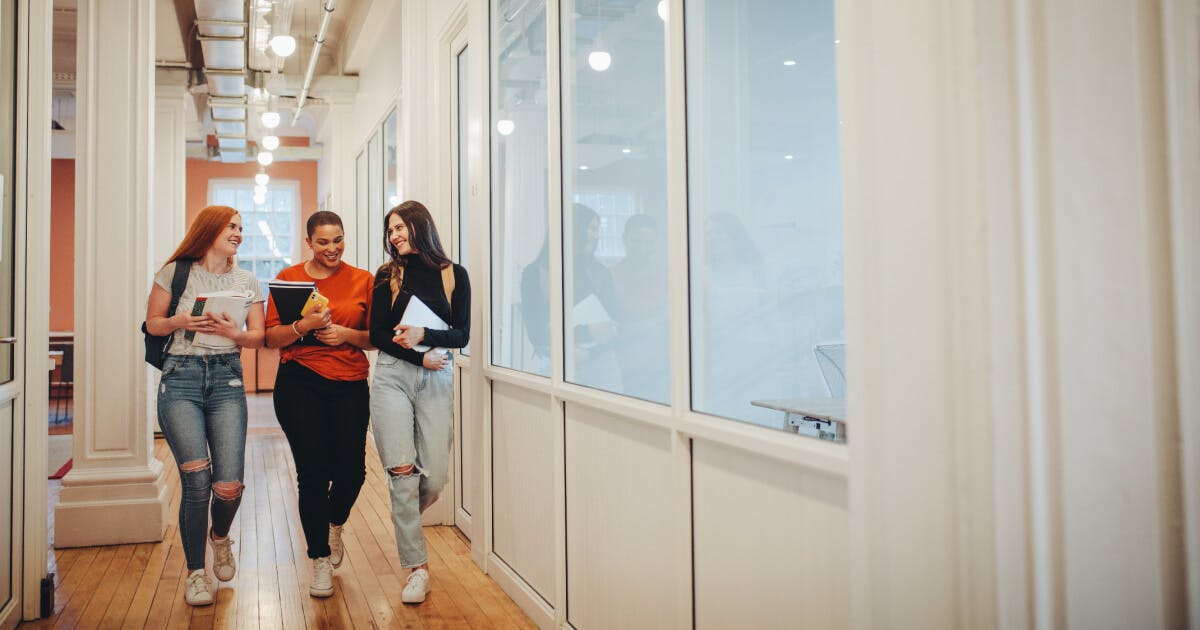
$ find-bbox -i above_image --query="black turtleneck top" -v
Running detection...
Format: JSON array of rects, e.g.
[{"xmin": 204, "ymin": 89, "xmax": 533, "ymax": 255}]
[{"xmin": 369, "ymin": 255, "xmax": 471, "ymax": 366}]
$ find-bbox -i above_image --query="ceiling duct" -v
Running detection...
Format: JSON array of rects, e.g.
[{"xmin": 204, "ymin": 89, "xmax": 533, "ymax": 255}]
[
  {"xmin": 293, "ymin": 0, "xmax": 337, "ymax": 122},
  {"xmin": 195, "ymin": 0, "xmax": 249, "ymax": 162}
]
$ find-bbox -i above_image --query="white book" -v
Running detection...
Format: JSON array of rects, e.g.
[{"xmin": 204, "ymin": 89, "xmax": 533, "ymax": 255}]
[
  {"xmin": 186, "ymin": 290, "xmax": 255, "ymax": 349},
  {"xmin": 398, "ymin": 295, "xmax": 449, "ymax": 353},
  {"xmin": 571, "ymin": 293, "xmax": 613, "ymax": 326}
]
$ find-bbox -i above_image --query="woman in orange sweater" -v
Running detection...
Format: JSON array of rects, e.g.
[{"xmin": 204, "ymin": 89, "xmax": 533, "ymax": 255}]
[{"xmin": 264, "ymin": 211, "xmax": 374, "ymax": 598}]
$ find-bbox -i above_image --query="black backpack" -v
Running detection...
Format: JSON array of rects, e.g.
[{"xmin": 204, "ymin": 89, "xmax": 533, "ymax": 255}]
[{"xmin": 141, "ymin": 260, "xmax": 191, "ymax": 369}]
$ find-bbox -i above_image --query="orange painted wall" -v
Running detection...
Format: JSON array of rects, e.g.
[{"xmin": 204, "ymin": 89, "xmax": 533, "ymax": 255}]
[
  {"xmin": 50, "ymin": 159, "xmax": 75, "ymax": 331},
  {"xmin": 185, "ymin": 158, "xmax": 319, "ymax": 228}
]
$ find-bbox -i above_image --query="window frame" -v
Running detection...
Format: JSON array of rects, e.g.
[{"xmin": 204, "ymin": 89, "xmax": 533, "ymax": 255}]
[{"xmin": 206, "ymin": 177, "xmax": 302, "ymax": 285}]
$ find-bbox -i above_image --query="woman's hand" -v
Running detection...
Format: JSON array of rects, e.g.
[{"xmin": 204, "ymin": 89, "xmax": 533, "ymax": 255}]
[
  {"xmin": 206, "ymin": 312, "xmax": 243, "ymax": 340},
  {"xmin": 298, "ymin": 306, "xmax": 332, "ymax": 335},
  {"xmin": 172, "ymin": 312, "xmax": 217, "ymax": 334},
  {"xmin": 393, "ymin": 324, "xmax": 426, "ymax": 349},
  {"xmin": 422, "ymin": 349, "xmax": 450, "ymax": 371},
  {"xmin": 313, "ymin": 324, "xmax": 350, "ymax": 346}
]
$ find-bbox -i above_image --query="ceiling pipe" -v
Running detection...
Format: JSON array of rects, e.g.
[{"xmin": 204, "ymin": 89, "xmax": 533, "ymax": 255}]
[{"xmin": 293, "ymin": 0, "xmax": 336, "ymax": 123}]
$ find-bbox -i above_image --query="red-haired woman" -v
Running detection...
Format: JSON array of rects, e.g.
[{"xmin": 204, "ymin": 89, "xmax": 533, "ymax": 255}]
[{"xmin": 143, "ymin": 205, "xmax": 266, "ymax": 606}]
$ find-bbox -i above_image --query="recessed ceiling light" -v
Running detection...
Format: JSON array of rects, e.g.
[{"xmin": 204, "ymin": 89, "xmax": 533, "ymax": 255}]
[
  {"xmin": 255, "ymin": 173, "xmax": 270, "ymax": 186},
  {"xmin": 257, "ymin": 151, "xmax": 274, "ymax": 166},
  {"xmin": 579, "ymin": 165, "xmax": 589, "ymax": 171},
  {"xmin": 496, "ymin": 119, "xmax": 515, "ymax": 135},
  {"xmin": 783, "ymin": 60, "xmax": 797, "ymax": 66},
  {"xmin": 261, "ymin": 111, "xmax": 280, "ymax": 128},
  {"xmin": 621, "ymin": 147, "xmax": 632, "ymax": 154},
  {"xmin": 784, "ymin": 154, "xmax": 794, "ymax": 160},
  {"xmin": 269, "ymin": 35, "xmax": 296, "ymax": 57},
  {"xmin": 588, "ymin": 51, "xmax": 612, "ymax": 72},
  {"xmin": 261, "ymin": 135, "xmax": 280, "ymax": 151}
]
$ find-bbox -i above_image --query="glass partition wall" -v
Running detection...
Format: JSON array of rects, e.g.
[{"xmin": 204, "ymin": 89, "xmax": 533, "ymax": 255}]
[
  {"xmin": 489, "ymin": 0, "xmax": 844, "ymax": 432},
  {"xmin": 561, "ymin": 0, "xmax": 671, "ymax": 404},
  {"xmin": 491, "ymin": 0, "xmax": 551, "ymax": 375},
  {"xmin": 685, "ymin": 0, "xmax": 844, "ymax": 428}
]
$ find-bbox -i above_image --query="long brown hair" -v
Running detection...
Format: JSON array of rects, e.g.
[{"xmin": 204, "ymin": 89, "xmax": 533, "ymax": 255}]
[
  {"xmin": 164, "ymin": 205, "xmax": 239, "ymax": 268},
  {"xmin": 378, "ymin": 200, "xmax": 453, "ymax": 302}
]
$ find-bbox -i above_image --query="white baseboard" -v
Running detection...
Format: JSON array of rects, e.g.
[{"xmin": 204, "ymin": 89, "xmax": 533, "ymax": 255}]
[{"xmin": 487, "ymin": 552, "xmax": 556, "ymax": 630}]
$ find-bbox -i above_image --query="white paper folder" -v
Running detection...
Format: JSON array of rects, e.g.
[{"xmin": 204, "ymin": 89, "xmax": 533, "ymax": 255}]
[{"xmin": 398, "ymin": 295, "xmax": 449, "ymax": 353}]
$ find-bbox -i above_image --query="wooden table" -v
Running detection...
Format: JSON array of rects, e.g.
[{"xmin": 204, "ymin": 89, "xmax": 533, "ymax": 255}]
[{"xmin": 750, "ymin": 397, "xmax": 847, "ymax": 443}]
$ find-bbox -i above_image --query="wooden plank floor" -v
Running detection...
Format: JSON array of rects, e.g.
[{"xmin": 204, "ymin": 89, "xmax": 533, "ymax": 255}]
[{"xmin": 26, "ymin": 420, "xmax": 535, "ymax": 629}]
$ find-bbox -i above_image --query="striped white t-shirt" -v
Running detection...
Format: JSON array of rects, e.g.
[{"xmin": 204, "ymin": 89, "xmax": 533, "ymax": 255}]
[{"xmin": 153, "ymin": 260, "xmax": 266, "ymax": 356}]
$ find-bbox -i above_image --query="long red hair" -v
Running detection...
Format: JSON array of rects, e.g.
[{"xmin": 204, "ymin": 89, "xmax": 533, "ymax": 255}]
[{"xmin": 164, "ymin": 205, "xmax": 239, "ymax": 268}]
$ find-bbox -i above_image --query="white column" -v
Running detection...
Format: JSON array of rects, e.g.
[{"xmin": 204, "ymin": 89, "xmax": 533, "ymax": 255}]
[
  {"xmin": 399, "ymin": 0, "xmax": 430, "ymax": 205},
  {"xmin": 841, "ymin": 0, "xmax": 1193, "ymax": 627},
  {"xmin": 56, "ymin": 0, "xmax": 168, "ymax": 547},
  {"xmin": 319, "ymin": 96, "xmax": 359, "ymax": 264},
  {"xmin": 146, "ymin": 70, "xmax": 188, "ymax": 434}
]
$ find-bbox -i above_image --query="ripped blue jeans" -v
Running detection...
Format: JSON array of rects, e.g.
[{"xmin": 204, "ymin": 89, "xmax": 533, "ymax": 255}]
[
  {"xmin": 369, "ymin": 352, "xmax": 454, "ymax": 568},
  {"xmin": 157, "ymin": 353, "xmax": 248, "ymax": 571}
]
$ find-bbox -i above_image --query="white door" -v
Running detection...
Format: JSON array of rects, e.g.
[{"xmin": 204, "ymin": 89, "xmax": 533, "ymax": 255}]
[{"xmin": 449, "ymin": 36, "xmax": 478, "ymax": 538}]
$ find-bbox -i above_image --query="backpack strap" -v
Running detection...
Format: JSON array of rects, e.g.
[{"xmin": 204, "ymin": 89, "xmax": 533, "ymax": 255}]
[
  {"xmin": 161, "ymin": 260, "xmax": 192, "ymax": 354},
  {"xmin": 441, "ymin": 264, "xmax": 455, "ymax": 315},
  {"xmin": 168, "ymin": 260, "xmax": 191, "ymax": 317},
  {"xmin": 390, "ymin": 263, "xmax": 455, "ymax": 317}
]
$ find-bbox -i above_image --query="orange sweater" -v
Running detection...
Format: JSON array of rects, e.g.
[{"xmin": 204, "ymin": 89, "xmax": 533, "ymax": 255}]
[{"xmin": 266, "ymin": 262, "xmax": 374, "ymax": 381}]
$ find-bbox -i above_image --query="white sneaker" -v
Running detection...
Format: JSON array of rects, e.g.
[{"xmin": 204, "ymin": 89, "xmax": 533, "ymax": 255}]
[
  {"xmin": 209, "ymin": 533, "xmax": 236, "ymax": 582},
  {"xmin": 329, "ymin": 524, "xmax": 345, "ymax": 568},
  {"xmin": 184, "ymin": 569, "xmax": 214, "ymax": 606},
  {"xmin": 310, "ymin": 557, "xmax": 334, "ymax": 598},
  {"xmin": 401, "ymin": 568, "xmax": 430, "ymax": 604}
]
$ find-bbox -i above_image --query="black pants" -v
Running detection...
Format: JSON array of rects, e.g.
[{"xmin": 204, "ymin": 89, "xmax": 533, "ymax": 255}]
[{"xmin": 273, "ymin": 360, "xmax": 370, "ymax": 559}]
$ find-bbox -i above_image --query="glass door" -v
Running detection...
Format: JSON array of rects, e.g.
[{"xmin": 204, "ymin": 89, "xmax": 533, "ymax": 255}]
[
  {"xmin": 450, "ymin": 39, "xmax": 474, "ymax": 534},
  {"xmin": 0, "ymin": 0, "xmax": 20, "ymax": 617}
]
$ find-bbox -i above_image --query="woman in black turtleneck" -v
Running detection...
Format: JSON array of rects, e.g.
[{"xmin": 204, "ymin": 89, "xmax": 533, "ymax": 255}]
[{"xmin": 367, "ymin": 200, "xmax": 470, "ymax": 605}]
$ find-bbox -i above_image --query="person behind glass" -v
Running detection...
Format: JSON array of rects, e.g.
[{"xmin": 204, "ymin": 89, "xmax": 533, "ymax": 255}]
[
  {"xmin": 143, "ymin": 205, "xmax": 265, "ymax": 607},
  {"xmin": 569, "ymin": 203, "xmax": 621, "ymax": 389},
  {"xmin": 264, "ymin": 211, "xmax": 374, "ymax": 598},
  {"xmin": 368, "ymin": 200, "xmax": 470, "ymax": 605}
]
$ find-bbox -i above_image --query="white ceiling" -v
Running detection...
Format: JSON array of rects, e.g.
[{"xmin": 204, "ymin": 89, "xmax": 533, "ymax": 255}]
[{"xmin": 51, "ymin": 0, "xmax": 363, "ymax": 157}]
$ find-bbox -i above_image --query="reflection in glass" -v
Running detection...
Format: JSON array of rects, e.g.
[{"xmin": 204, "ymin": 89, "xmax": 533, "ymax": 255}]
[
  {"xmin": 384, "ymin": 109, "xmax": 400, "ymax": 209},
  {"xmin": 561, "ymin": 0, "xmax": 669, "ymax": 403},
  {"xmin": 491, "ymin": 0, "xmax": 550, "ymax": 375},
  {"xmin": 686, "ymin": 0, "xmax": 845, "ymax": 429}
]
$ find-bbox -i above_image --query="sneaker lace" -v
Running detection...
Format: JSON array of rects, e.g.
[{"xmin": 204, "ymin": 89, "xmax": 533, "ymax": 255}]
[
  {"xmin": 407, "ymin": 570, "xmax": 428, "ymax": 590},
  {"xmin": 329, "ymin": 525, "xmax": 343, "ymax": 555},
  {"xmin": 315, "ymin": 557, "xmax": 332, "ymax": 575},
  {"xmin": 213, "ymin": 537, "xmax": 234, "ymax": 565},
  {"xmin": 187, "ymin": 571, "xmax": 209, "ymax": 595}
]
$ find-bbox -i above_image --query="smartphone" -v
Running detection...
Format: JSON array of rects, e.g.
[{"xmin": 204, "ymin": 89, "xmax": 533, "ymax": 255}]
[{"xmin": 299, "ymin": 290, "xmax": 330, "ymax": 317}]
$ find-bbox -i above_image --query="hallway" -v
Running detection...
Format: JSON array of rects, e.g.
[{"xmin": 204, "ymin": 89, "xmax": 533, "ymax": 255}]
[{"xmin": 25, "ymin": 398, "xmax": 532, "ymax": 629}]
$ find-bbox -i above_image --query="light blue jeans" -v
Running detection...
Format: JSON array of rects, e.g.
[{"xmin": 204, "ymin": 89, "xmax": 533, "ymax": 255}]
[
  {"xmin": 370, "ymin": 352, "xmax": 454, "ymax": 569},
  {"xmin": 157, "ymin": 353, "xmax": 248, "ymax": 571}
]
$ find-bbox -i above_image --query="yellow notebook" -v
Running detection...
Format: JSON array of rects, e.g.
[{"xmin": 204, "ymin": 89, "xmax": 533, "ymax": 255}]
[{"xmin": 300, "ymin": 290, "xmax": 329, "ymax": 316}]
